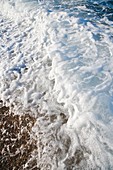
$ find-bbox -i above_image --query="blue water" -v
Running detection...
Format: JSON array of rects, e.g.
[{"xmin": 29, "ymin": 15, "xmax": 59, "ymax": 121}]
[
  {"xmin": 38, "ymin": 0, "xmax": 113, "ymax": 21},
  {"xmin": 10, "ymin": 0, "xmax": 113, "ymax": 23}
]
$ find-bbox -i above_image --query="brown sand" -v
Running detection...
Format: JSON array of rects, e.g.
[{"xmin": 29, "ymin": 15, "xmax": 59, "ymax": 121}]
[{"xmin": 0, "ymin": 105, "xmax": 38, "ymax": 170}]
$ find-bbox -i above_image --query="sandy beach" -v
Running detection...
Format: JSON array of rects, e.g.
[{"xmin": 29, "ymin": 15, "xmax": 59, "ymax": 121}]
[{"xmin": 1, "ymin": 0, "xmax": 113, "ymax": 169}]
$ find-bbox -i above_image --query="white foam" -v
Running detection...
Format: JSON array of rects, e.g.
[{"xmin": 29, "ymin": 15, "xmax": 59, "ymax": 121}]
[{"xmin": 1, "ymin": 0, "xmax": 113, "ymax": 169}]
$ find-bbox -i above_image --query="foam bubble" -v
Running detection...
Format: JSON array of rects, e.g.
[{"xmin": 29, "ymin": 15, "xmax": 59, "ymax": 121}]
[{"xmin": 1, "ymin": 0, "xmax": 113, "ymax": 169}]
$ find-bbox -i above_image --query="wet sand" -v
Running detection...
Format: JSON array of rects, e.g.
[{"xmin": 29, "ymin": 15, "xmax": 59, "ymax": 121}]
[{"xmin": 0, "ymin": 104, "xmax": 38, "ymax": 170}]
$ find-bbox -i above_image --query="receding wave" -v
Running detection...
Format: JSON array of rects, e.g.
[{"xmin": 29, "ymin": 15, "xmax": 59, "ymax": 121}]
[{"xmin": 0, "ymin": 0, "xmax": 113, "ymax": 169}]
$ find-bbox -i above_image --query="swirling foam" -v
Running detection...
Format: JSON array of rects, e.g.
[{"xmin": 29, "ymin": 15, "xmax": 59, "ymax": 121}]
[{"xmin": 0, "ymin": 0, "xmax": 113, "ymax": 169}]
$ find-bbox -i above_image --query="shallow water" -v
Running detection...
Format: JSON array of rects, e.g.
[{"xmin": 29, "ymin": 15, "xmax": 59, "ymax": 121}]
[
  {"xmin": 0, "ymin": 0, "xmax": 113, "ymax": 169},
  {"xmin": 0, "ymin": 104, "xmax": 37, "ymax": 170}
]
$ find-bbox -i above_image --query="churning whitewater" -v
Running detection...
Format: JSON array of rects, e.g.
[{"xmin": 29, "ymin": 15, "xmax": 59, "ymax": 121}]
[{"xmin": 0, "ymin": 0, "xmax": 113, "ymax": 169}]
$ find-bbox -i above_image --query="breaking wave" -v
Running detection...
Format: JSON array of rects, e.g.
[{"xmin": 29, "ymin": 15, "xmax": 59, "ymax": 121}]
[{"xmin": 0, "ymin": 0, "xmax": 113, "ymax": 169}]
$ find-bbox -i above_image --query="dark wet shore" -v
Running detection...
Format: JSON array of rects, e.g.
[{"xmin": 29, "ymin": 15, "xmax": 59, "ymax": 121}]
[{"xmin": 0, "ymin": 105, "xmax": 38, "ymax": 170}]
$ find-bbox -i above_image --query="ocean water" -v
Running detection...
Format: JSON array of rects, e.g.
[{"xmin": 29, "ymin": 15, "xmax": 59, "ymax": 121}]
[{"xmin": 0, "ymin": 0, "xmax": 113, "ymax": 169}]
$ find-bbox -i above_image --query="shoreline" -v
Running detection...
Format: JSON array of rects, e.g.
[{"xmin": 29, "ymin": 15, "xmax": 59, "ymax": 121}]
[{"xmin": 0, "ymin": 104, "xmax": 38, "ymax": 170}]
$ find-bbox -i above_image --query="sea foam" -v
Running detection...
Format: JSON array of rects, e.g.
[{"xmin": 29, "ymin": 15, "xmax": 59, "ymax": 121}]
[{"xmin": 0, "ymin": 0, "xmax": 113, "ymax": 169}]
